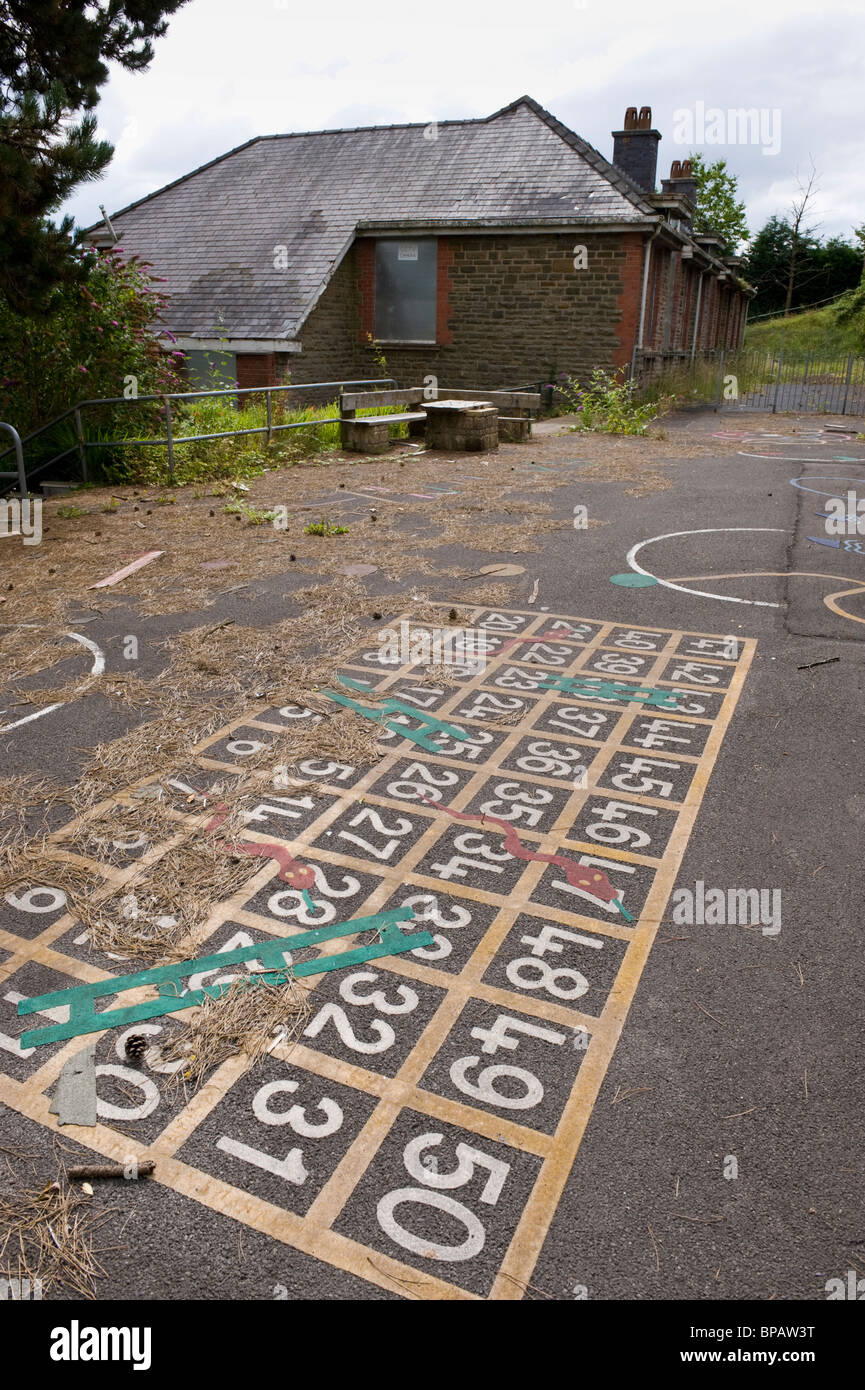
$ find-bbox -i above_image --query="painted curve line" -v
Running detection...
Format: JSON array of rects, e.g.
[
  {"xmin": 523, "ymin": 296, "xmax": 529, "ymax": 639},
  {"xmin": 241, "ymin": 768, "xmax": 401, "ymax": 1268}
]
[
  {"xmin": 419, "ymin": 794, "xmax": 633, "ymax": 922},
  {"xmin": 0, "ymin": 632, "xmax": 106, "ymax": 733},
  {"xmin": 789, "ymin": 474, "xmax": 865, "ymax": 499},
  {"xmin": 625, "ymin": 528, "xmax": 787, "ymax": 607}
]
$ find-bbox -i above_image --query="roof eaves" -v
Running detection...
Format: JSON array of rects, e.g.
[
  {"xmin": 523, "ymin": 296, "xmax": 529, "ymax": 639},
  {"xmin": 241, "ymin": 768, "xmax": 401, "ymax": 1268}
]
[{"xmin": 355, "ymin": 215, "xmax": 657, "ymax": 231}]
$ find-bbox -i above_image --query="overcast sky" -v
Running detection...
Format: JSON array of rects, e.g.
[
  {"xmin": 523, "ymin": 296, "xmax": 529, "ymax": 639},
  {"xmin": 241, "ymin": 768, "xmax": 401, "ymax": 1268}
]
[{"xmin": 65, "ymin": 0, "xmax": 865, "ymax": 247}]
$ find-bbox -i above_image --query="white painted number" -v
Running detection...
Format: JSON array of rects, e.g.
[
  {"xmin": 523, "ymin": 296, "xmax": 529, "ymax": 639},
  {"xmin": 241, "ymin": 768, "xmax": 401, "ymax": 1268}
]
[{"xmin": 376, "ymin": 1132, "xmax": 511, "ymax": 1263}]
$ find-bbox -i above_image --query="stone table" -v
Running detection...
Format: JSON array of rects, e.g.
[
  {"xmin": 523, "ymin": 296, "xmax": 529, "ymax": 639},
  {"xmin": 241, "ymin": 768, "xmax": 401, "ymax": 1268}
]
[{"xmin": 423, "ymin": 399, "xmax": 499, "ymax": 451}]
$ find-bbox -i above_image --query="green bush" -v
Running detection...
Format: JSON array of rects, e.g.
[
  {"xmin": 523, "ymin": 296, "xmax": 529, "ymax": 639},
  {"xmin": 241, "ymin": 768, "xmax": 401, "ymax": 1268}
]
[
  {"xmin": 556, "ymin": 367, "xmax": 669, "ymax": 434},
  {"xmin": 0, "ymin": 246, "xmax": 184, "ymax": 448}
]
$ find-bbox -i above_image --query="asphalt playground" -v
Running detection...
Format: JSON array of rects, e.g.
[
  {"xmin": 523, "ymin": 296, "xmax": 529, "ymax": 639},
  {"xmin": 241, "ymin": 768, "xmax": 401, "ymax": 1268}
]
[{"xmin": 1, "ymin": 408, "xmax": 863, "ymax": 1310}]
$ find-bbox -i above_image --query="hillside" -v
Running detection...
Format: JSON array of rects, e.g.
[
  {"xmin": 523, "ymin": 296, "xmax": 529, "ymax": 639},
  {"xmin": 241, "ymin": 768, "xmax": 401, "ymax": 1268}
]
[{"xmin": 745, "ymin": 300, "xmax": 864, "ymax": 357}]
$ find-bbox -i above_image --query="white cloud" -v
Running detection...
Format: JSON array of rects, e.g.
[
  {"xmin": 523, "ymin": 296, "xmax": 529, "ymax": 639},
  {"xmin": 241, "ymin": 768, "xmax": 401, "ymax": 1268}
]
[{"xmin": 64, "ymin": 0, "xmax": 865, "ymax": 242}]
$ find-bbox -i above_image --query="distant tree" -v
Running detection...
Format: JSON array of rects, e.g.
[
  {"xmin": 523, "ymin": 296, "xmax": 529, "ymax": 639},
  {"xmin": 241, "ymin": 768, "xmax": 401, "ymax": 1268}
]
[
  {"xmin": 744, "ymin": 217, "xmax": 813, "ymax": 317},
  {"xmin": 744, "ymin": 216, "xmax": 861, "ymax": 318},
  {"xmin": 688, "ymin": 154, "xmax": 749, "ymax": 253},
  {"xmin": 815, "ymin": 236, "xmax": 863, "ymax": 301},
  {"xmin": 784, "ymin": 163, "xmax": 820, "ymax": 316},
  {"xmin": 0, "ymin": 0, "xmax": 189, "ymax": 315}
]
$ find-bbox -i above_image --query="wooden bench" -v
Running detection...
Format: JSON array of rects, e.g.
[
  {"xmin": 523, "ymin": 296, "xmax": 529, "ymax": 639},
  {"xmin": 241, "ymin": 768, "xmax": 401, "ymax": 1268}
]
[{"xmin": 339, "ymin": 388, "xmax": 427, "ymax": 454}]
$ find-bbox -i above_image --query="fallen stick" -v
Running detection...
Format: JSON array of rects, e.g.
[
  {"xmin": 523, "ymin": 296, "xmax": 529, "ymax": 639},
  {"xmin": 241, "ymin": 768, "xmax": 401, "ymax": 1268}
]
[
  {"xmin": 88, "ymin": 550, "xmax": 163, "ymax": 589},
  {"xmin": 796, "ymin": 656, "xmax": 840, "ymax": 670},
  {"xmin": 201, "ymin": 617, "xmax": 235, "ymax": 638},
  {"xmin": 66, "ymin": 1161, "xmax": 155, "ymax": 1181}
]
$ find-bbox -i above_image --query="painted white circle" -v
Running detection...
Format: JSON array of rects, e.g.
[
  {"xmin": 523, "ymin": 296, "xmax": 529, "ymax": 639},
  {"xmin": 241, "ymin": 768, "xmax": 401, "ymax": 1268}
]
[
  {"xmin": 739, "ymin": 452, "xmax": 865, "ymax": 463},
  {"xmin": 626, "ymin": 528, "xmax": 786, "ymax": 607},
  {"xmin": 788, "ymin": 474, "xmax": 865, "ymax": 499}
]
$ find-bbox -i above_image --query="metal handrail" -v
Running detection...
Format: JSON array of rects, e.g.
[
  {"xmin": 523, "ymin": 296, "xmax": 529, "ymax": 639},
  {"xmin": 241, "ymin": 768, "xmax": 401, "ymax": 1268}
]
[
  {"xmin": 0, "ymin": 377, "xmax": 397, "ymax": 487},
  {"xmin": 0, "ymin": 423, "xmax": 27, "ymax": 495}
]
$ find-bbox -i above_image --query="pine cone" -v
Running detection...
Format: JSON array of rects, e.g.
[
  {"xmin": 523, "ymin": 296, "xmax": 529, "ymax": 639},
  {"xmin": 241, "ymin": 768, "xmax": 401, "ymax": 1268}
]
[{"xmin": 125, "ymin": 1034, "xmax": 148, "ymax": 1062}]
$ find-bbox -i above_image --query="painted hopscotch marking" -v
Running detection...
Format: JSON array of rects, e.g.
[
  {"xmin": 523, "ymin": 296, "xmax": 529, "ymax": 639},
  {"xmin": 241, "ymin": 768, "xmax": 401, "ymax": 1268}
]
[{"xmin": 0, "ymin": 605, "xmax": 754, "ymax": 1300}]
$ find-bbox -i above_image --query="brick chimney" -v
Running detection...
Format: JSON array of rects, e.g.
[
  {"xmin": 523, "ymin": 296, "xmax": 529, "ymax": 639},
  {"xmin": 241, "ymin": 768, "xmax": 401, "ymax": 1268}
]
[
  {"xmin": 611, "ymin": 106, "xmax": 661, "ymax": 194},
  {"xmin": 661, "ymin": 159, "xmax": 698, "ymax": 207}
]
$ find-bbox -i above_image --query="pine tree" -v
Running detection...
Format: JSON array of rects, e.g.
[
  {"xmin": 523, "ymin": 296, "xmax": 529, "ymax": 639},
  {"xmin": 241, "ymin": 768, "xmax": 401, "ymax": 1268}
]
[{"xmin": 0, "ymin": 1, "xmax": 188, "ymax": 315}]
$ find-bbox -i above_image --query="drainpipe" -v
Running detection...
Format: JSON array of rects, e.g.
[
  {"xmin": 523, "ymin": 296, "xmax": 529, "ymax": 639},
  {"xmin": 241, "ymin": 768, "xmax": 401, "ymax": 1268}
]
[
  {"xmin": 632, "ymin": 223, "xmax": 663, "ymax": 380},
  {"xmin": 690, "ymin": 267, "xmax": 708, "ymax": 364}
]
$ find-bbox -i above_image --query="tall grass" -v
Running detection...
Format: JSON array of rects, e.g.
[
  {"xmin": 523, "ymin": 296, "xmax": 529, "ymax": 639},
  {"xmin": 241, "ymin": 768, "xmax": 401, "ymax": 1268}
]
[
  {"xmin": 634, "ymin": 352, "xmax": 779, "ymax": 407},
  {"xmin": 82, "ymin": 391, "xmax": 410, "ymax": 487}
]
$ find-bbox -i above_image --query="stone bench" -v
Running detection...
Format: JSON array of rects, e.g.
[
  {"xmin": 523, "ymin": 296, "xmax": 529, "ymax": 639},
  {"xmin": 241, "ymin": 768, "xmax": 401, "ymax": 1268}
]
[
  {"xmin": 338, "ymin": 385, "xmax": 542, "ymax": 454},
  {"xmin": 339, "ymin": 388, "xmax": 427, "ymax": 454}
]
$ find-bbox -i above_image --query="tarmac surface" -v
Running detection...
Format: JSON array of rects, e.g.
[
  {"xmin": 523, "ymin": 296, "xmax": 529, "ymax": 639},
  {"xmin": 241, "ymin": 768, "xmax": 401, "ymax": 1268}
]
[{"xmin": 1, "ymin": 408, "xmax": 863, "ymax": 1303}]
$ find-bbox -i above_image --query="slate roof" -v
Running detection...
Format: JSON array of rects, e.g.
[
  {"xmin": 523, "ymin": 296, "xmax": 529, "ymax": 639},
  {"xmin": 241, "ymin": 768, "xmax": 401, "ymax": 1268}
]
[{"xmin": 88, "ymin": 96, "xmax": 659, "ymax": 341}]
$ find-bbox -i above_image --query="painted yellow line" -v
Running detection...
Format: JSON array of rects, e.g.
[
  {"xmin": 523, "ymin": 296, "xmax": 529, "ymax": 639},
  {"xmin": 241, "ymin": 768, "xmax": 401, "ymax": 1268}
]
[{"xmin": 0, "ymin": 605, "xmax": 754, "ymax": 1302}]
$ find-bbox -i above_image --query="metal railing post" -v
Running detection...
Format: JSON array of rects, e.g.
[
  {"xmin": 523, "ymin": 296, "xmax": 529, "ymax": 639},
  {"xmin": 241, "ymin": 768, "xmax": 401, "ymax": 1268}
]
[
  {"xmin": 73, "ymin": 407, "xmax": 87, "ymax": 482},
  {"xmin": 0, "ymin": 423, "xmax": 27, "ymax": 495},
  {"xmin": 842, "ymin": 356, "xmax": 854, "ymax": 415},
  {"xmin": 773, "ymin": 351, "xmax": 783, "ymax": 413},
  {"xmin": 715, "ymin": 349, "xmax": 726, "ymax": 409},
  {"xmin": 163, "ymin": 396, "xmax": 175, "ymax": 483},
  {"xmin": 266, "ymin": 390, "xmax": 273, "ymax": 445},
  {"xmin": 801, "ymin": 354, "xmax": 810, "ymax": 410}
]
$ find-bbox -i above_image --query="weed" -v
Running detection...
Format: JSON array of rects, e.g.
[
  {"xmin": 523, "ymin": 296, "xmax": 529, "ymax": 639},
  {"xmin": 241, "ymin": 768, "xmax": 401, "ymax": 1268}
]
[
  {"xmin": 56, "ymin": 505, "xmax": 89, "ymax": 519},
  {"xmin": 303, "ymin": 519, "xmax": 349, "ymax": 536},
  {"xmin": 557, "ymin": 368, "xmax": 669, "ymax": 434},
  {"xmin": 222, "ymin": 502, "xmax": 280, "ymax": 525}
]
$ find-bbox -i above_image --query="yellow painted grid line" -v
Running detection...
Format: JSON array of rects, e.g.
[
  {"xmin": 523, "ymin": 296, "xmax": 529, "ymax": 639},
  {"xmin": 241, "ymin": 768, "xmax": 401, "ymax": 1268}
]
[{"xmin": 0, "ymin": 604, "xmax": 754, "ymax": 1302}]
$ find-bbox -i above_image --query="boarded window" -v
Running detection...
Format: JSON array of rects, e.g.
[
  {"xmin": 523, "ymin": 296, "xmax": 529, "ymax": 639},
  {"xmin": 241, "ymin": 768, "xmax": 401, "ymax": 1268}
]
[{"xmin": 374, "ymin": 240, "xmax": 437, "ymax": 341}]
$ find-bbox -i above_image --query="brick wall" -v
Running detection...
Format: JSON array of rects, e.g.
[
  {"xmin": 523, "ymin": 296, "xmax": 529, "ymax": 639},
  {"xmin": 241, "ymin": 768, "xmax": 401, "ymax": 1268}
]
[
  {"xmin": 436, "ymin": 240, "xmax": 454, "ymax": 347},
  {"xmin": 299, "ymin": 231, "xmax": 652, "ymax": 389},
  {"xmin": 288, "ymin": 230, "xmax": 751, "ymax": 391},
  {"xmin": 236, "ymin": 352, "xmax": 276, "ymax": 389},
  {"xmin": 289, "ymin": 250, "xmax": 364, "ymax": 399},
  {"xmin": 235, "ymin": 351, "xmax": 281, "ymax": 406},
  {"xmin": 613, "ymin": 233, "xmax": 645, "ymax": 372},
  {"xmin": 356, "ymin": 240, "xmax": 374, "ymax": 345}
]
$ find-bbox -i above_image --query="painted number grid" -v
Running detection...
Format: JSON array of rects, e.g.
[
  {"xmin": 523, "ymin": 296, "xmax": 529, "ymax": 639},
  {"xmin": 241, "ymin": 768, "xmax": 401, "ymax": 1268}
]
[{"xmin": 0, "ymin": 606, "xmax": 754, "ymax": 1300}]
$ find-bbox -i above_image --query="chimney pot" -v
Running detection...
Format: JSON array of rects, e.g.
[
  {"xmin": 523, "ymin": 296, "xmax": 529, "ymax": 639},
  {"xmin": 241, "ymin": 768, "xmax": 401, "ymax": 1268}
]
[{"xmin": 612, "ymin": 104, "xmax": 661, "ymax": 193}]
